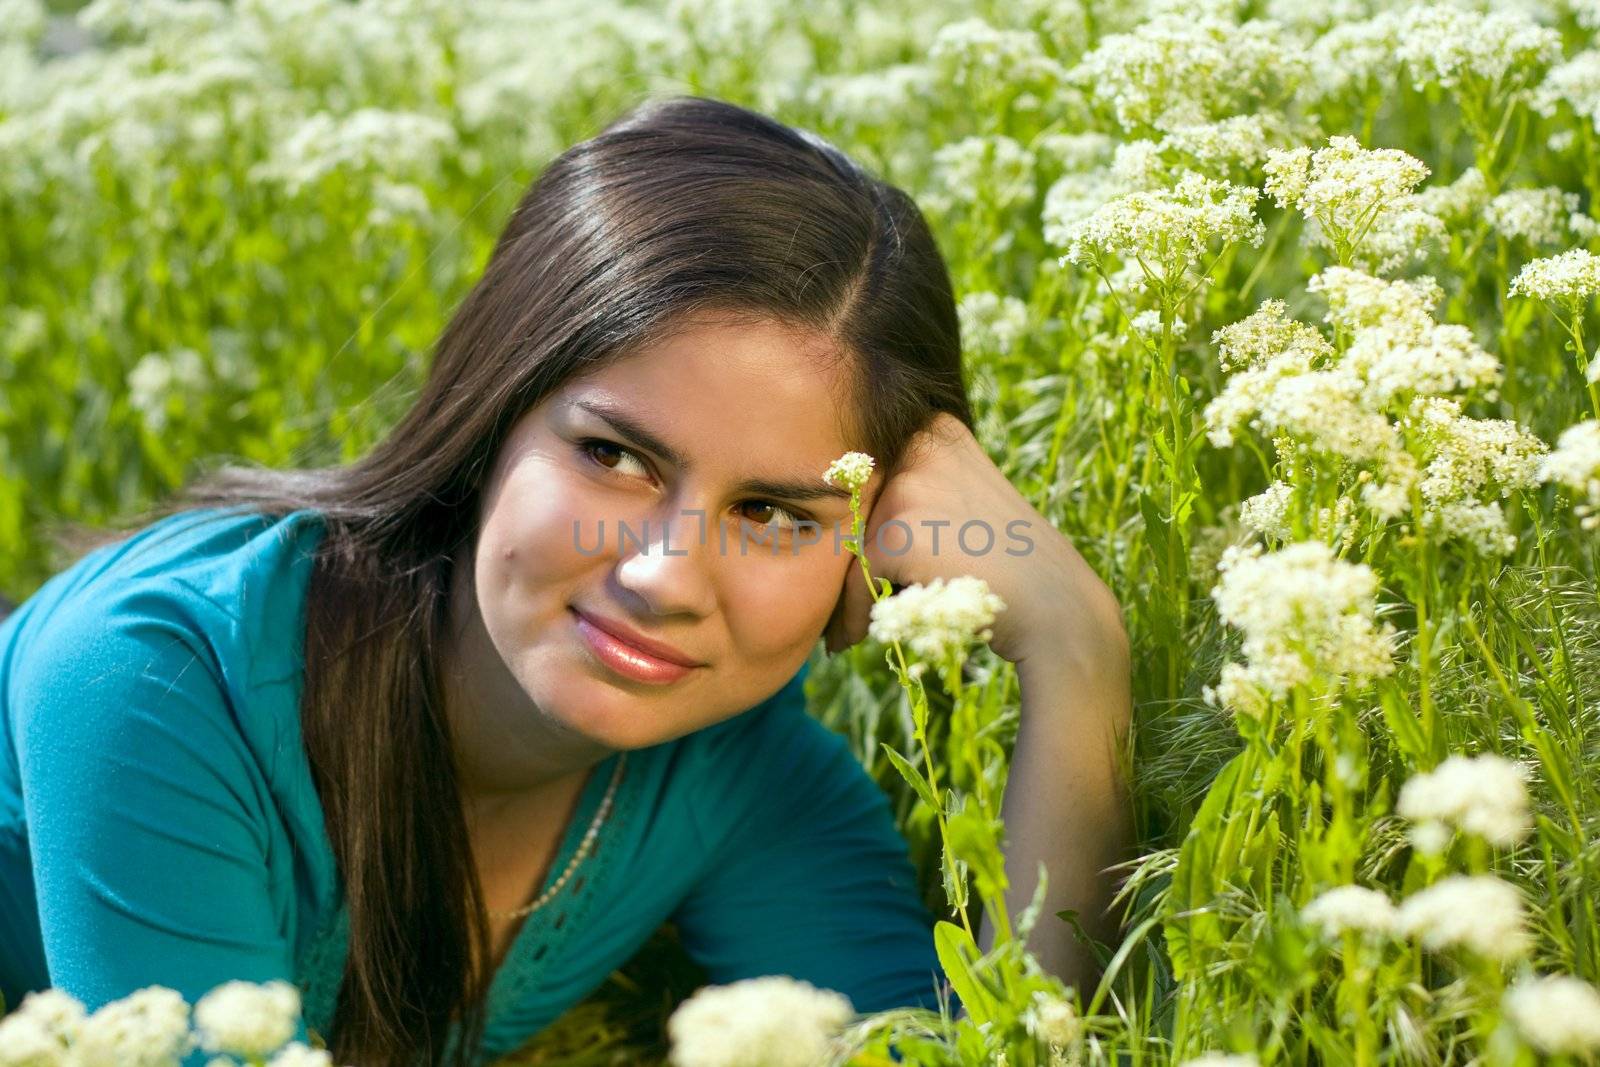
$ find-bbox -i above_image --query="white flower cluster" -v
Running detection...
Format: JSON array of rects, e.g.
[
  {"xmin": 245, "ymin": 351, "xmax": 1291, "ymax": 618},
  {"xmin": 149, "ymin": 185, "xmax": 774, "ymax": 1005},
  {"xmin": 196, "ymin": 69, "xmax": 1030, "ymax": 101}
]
[
  {"xmin": 666, "ymin": 976, "xmax": 854, "ymax": 1067},
  {"xmin": 1069, "ymin": 14, "xmax": 1305, "ymax": 131},
  {"xmin": 928, "ymin": 18, "xmax": 1067, "ymax": 95},
  {"xmin": 1040, "ymin": 169, "xmax": 1124, "ymax": 248},
  {"xmin": 1303, "ymin": 874, "xmax": 1533, "ymax": 962},
  {"xmin": 1205, "ymin": 542, "xmax": 1397, "ymax": 716},
  {"xmin": 1059, "ymin": 172, "xmax": 1264, "ymax": 286},
  {"xmin": 1178, "ymin": 1055, "xmax": 1260, "ymax": 1067},
  {"xmin": 1540, "ymin": 420, "xmax": 1600, "ymax": 529},
  {"xmin": 1534, "ymin": 49, "xmax": 1600, "ymax": 131},
  {"xmin": 1486, "ymin": 187, "xmax": 1580, "ymax": 247},
  {"xmin": 1396, "ymin": 874, "xmax": 1531, "ymax": 961},
  {"xmin": 1509, "ymin": 248, "xmax": 1600, "ymax": 306},
  {"xmin": 194, "ymin": 980, "xmax": 302, "ymax": 1059},
  {"xmin": 1238, "ymin": 481, "xmax": 1295, "ymax": 541},
  {"xmin": 248, "ymin": 107, "xmax": 458, "ymax": 196},
  {"xmin": 928, "ymin": 134, "xmax": 1036, "ymax": 215},
  {"xmin": 1301, "ymin": 884, "xmax": 1398, "ymax": 938},
  {"xmin": 822, "ymin": 451, "xmax": 875, "ymax": 493},
  {"xmin": 1411, "ymin": 167, "xmax": 1490, "ymax": 227},
  {"xmin": 1410, "ymin": 398, "xmax": 1546, "ymax": 499},
  {"xmin": 1207, "ymin": 269, "xmax": 1538, "ymax": 554},
  {"xmin": 1263, "ymin": 137, "xmax": 1435, "ymax": 273},
  {"xmin": 1316, "ymin": 271, "xmax": 1500, "ymax": 408},
  {"xmin": 1020, "ymin": 990, "xmax": 1082, "ymax": 1047},
  {"xmin": 958, "ymin": 291, "xmax": 1029, "ymax": 356},
  {"xmin": 803, "ymin": 64, "xmax": 937, "ymax": 129},
  {"xmin": 1503, "ymin": 974, "xmax": 1600, "ymax": 1057},
  {"xmin": 0, "ymin": 982, "xmax": 334, "ymax": 1067},
  {"xmin": 1390, "ymin": 4, "xmax": 1561, "ymax": 93},
  {"xmin": 868, "ymin": 575, "xmax": 1007, "ymax": 668},
  {"xmin": 1396, "ymin": 753, "xmax": 1533, "ymax": 854},
  {"xmin": 1302, "ymin": 13, "xmax": 1402, "ymax": 101}
]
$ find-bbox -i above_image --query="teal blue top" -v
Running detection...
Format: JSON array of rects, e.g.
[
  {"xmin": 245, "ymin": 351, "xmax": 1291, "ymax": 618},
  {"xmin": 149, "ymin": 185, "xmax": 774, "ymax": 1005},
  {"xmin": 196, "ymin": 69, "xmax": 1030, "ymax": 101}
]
[{"xmin": 0, "ymin": 507, "xmax": 949, "ymax": 1064}]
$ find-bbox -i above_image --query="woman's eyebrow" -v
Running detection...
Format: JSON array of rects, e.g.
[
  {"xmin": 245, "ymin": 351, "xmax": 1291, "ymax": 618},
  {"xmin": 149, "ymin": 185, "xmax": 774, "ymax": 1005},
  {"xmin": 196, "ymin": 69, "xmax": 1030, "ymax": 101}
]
[{"xmin": 570, "ymin": 398, "xmax": 853, "ymax": 503}]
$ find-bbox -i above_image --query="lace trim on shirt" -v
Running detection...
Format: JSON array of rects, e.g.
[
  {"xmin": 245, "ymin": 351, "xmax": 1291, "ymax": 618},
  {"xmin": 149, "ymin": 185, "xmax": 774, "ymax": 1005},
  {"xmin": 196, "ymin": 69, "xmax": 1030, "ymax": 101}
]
[
  {"xmin": 484, "ymin": 752, "xmax": 639, "ymax": 1029},
  {"xmin": 296, "ymin": 754, "xmax": 638, "ymax": 1054}
]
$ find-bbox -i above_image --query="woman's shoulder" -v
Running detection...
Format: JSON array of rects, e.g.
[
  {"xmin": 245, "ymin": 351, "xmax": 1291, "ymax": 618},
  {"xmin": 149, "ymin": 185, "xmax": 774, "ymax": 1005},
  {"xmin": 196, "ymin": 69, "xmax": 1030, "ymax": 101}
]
[{"xmin": 2, "ymin": 506, "xmax": 328, "ymax": 705}]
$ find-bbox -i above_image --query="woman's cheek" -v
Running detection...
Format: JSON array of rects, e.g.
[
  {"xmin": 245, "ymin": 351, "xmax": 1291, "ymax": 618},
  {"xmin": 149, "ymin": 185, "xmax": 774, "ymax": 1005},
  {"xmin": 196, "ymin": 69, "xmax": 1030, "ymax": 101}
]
[
  {"xmin": 494, "ymin": 464, "xmax": 617, "ymax": 570},
  {"xmin": 723, "ymin": 548, "xmax": 846, "ymax": 651}
]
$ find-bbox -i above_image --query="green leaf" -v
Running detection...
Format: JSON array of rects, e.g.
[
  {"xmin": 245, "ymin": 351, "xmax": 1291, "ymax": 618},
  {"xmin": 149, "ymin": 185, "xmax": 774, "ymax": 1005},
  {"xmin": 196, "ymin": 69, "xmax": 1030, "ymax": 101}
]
[
  {"xmin": 933, "ymin": 920, "xmax": 999, "ymax": 1026},
  {"xmin": 879, "ymin": 743, "xmax": 941, "ymax": 813}
]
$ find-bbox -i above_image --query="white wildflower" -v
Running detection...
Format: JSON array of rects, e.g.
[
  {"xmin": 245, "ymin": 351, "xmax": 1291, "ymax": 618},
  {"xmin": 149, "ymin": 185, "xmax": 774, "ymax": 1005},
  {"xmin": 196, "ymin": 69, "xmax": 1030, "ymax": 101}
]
[
  {"xmin": 11, "ymin": 989, "xmax": 87, "ymax": 1044},
  {"xmin": 1392, "ymin": 5, "xmax": 1560, "ymax": 93},
  {"xmin": 804, "ymin": 65, "xmax": 938, "ymax": 129},
  {"xmin": 1212, "ymin": 301, "xmax": 1334, "ymax": 372},
  {"xmin": 1020, "ymin": 990, "xmax": 1081, "ymax": 1046},
  {"xmin": 1302, "ymin": 884, "xmax": 1399, "ymax": 939},
  {"xmin": 1208, "ymin": 542, "xmax": 1397, "ymax": 711},
  {"xmin": 1041, "ymin": 170, "xmax": 1122, "ymax": 247},
  {"xmin": 266, "ymin": 1043, "xmax": 335, "ymax": 1067},
  {"xmin": 1060, "ymin": 172, "xmax": 1263, "ymax": 283},
  {"xmin": 1411, "ymin": 397, "xmax": 1547, "ymax": 503},
  {"xmin": 1303, "ymin": 13, "xmax": 1402, "ymax": 100},
  {"xmin": 70, "ymin": 986, "xmax": 194, "ymax": 1067},
  {"xmin": 193, "ymin": 980, "xmax": 300, "ymax": 1059},
  {"xmin": 1429, "ymin": 500, "xmax": 1517, "ymax": 555},
  {"xmin": 928, "ymin": 18, "xmax": 1066, "ymax": 95},
  {"xmin": 822, "ymin": 452, "xmax": 875, "ymax": 492},
  {"xmin": 930, "ymin": 135, "xmax": 1035, "ymax": 213},
  {"xmin": 1397, "ymin": 875, "xmax": 1531, "ymax": 960},
  {"xmin": 1178, "ymin": 1055, "xmax": 1260, "ymax": 1067},
  {"xmin": 1158, "ymin": 115, "xmax": 1279, "ymax": 174},
  {"xmin": 1535, "ymin": 50, "xmax": 1600, "ymax": 128},
  {"xmin": 1397, "ymin": 754, "xmax": 1532, "ymax": 853},
  {"xmin": 1487, "ymin": 187, "xmax": 1580, "ymax": 247},
  {"xmin": 1256, "ymin": 368, "xmax": 1399, "ymax": 461},
  {"xmin": 1239, "ymin": 482, "xmax": 1295, "ymax": 541},
  {"xmin": 1341, "ymin": 322, "xmax": 1501, "ymax": 408},
  {"xmin": 1503, "ymin": 974, "xmax": 1600, "ymax": 1057},
  {"xmin": 1412, "ymin": 168, "xmax": 1491, "ymax": 226},
  {"xmin": 667, "ymin": 976, "xmax": 854, "ymax": 1067},
  {"xmin": 1069, "ymin": 15, "xmax": 1305, "ymax": 131},
  {"xmin": 1309, "ymin": 268, "xmax": 1442, "ymax": 333},
  {"xmin": 1037, "ymin": 132, "xmax": 1115, "ymax": 172},
  {"xmin": 1509, "ymin": 249, "xmax": 1600, "ymax": 306},
  {"xmin": 249, "ymin": 108, "xmax": 457, "ymax": 195},
  {"xmin": 1540, "ymin": 420, "xmax": 1600, "ymax": 529},
  {"xmin": 868, "ymin": 576, "xmax": 1007, "ymax": 666},
  {"xmin": 1264, "ymin": 138, "xmax": 1430, "ymax": 266},
  {"xmin": 0, "ymin": 1011, "xmax": 66, "ymax": 1067}
]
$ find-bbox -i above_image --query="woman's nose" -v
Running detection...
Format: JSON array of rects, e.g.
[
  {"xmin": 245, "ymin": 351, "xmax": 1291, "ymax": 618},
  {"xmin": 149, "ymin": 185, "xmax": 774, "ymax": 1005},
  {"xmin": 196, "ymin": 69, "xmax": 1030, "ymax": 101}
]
[{"xmin": 612, "ymin": 507, "xmax": 717, "ymax": 618}]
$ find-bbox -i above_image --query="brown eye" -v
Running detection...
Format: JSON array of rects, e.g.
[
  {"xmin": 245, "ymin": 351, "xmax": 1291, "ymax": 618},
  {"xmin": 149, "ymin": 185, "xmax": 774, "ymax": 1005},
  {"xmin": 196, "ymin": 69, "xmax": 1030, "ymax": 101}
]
[
  {"xmin": 579, "ymin": 439, "xmax": 650, "ymax": 478},
  {"xmin": 738, "ymin": 501, "xmax": 806, "ymax": 531}
]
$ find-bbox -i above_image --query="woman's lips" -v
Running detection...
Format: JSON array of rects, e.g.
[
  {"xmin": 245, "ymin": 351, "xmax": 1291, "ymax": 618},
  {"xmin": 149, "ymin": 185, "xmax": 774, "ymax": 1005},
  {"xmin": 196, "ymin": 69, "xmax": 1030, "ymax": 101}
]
[{"xmin": 570, "ymin": 608, "xmax": 699, "ymax": 684}]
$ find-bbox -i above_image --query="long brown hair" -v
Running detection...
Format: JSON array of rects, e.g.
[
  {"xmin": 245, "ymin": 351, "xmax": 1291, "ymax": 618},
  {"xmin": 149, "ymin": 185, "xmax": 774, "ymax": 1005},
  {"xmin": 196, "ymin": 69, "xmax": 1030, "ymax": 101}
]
[{"xmin": 56, "ymin": 95, "xmax": 972, "ymax": 1066}]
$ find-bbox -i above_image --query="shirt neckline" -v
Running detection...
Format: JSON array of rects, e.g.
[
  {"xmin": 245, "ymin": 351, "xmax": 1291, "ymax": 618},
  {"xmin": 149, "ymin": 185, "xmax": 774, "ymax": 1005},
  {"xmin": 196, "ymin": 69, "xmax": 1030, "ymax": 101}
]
[{"xmin": 299, "ymin": 748, "xmax": 632, "ymax": 1057}]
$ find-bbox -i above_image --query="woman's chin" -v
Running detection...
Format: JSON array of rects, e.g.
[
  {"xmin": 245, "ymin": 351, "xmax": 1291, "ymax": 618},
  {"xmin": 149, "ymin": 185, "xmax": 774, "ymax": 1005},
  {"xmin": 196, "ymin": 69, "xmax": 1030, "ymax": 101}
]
[{"xmin": 538, "ymin": 667, "xmax": 688, "ymax": 750}]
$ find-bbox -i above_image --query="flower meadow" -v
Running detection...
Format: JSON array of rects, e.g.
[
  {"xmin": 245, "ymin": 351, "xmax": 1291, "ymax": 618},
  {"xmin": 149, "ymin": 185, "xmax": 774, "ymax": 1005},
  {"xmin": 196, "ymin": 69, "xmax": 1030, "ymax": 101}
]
[{"xmin": 6, "ymin": 0, "xmax": 1600, "ymax": 1063}]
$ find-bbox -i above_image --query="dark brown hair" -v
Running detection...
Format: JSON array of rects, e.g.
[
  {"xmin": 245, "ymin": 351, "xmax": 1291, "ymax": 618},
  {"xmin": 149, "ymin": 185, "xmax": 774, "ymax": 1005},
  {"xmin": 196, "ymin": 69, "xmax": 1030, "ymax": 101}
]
[{"xmin": 59, "ymin": 94, "xmax": 971, "ymax": 1066}]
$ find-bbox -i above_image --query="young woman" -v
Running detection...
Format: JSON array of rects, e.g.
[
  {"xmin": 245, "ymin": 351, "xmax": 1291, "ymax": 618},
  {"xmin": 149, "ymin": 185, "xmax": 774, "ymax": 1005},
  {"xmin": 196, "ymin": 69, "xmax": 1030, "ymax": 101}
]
[{"xmin": 0, "ymin": 96, "xmax": 1132, "ymax": 1066}]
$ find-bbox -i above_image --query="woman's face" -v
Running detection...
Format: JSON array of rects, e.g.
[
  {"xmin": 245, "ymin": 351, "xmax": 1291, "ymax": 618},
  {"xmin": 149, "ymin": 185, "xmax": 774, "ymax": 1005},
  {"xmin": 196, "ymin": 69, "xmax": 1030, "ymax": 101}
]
[{"xmin": 463, "ymin": 313, "xmax": 873, "ymax": 753}]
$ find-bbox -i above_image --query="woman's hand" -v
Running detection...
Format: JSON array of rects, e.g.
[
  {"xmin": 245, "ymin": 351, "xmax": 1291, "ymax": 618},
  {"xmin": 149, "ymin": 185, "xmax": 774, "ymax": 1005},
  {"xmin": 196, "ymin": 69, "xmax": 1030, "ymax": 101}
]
[{"xmin": 822, "ymin": 413, "xmax": 1126, "ymax": 675}]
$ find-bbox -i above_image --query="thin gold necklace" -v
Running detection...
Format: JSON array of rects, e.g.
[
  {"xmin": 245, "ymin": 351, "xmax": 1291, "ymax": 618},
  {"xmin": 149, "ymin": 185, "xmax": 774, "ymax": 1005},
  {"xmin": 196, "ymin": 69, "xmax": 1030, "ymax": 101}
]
[{"xmin": 486, "ymin": 752, "xmax": 627, "ymax": 920}]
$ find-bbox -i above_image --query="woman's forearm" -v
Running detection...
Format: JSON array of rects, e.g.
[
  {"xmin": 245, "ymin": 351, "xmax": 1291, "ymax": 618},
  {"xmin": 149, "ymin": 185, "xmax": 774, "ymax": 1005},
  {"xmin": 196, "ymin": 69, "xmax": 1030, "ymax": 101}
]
[{"xmin": 975, "ymin": 625, "xmax": 1135, "ymax": 996}]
